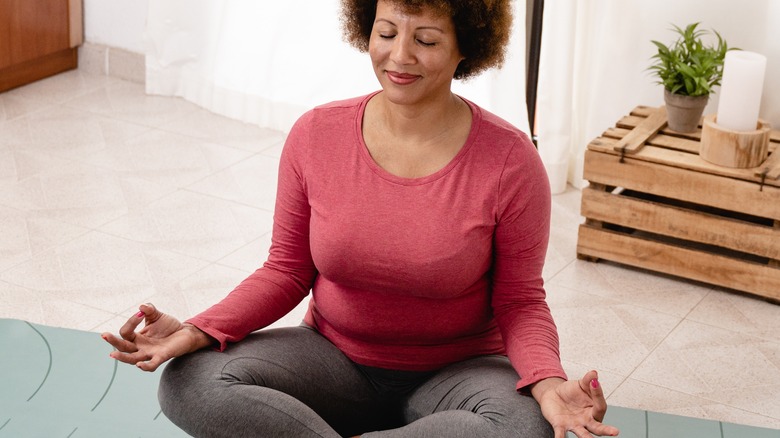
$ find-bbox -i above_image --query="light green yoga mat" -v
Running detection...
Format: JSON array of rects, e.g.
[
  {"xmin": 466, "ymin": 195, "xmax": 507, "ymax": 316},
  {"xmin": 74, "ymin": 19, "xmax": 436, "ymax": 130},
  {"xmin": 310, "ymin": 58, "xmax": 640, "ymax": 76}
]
[
  {"xmin": 0, "ymin": 319, "xmax": 187, "ymax": 438},
  {"xmin": 1, "ymin": 318, "xmax": 778, "ymax": 438}
]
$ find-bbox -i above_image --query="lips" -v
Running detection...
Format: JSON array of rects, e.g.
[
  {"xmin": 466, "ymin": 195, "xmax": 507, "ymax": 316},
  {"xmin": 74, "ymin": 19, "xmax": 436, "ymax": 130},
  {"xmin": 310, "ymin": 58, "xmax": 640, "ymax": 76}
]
[{"xmin": 386, "ymin": 71, "xmax": 421, "ymax": 85}]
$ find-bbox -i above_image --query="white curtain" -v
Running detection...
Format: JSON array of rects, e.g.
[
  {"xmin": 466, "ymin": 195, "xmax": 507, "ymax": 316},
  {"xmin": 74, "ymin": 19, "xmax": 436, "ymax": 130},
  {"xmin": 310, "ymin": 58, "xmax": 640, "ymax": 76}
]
[
  {"xmin": 144, "ymin": 0, "xmax": 530, "ymax": 135},
  {"xmin": 537, "ymin": 0, "xmax": 780, "ymax": 194}
]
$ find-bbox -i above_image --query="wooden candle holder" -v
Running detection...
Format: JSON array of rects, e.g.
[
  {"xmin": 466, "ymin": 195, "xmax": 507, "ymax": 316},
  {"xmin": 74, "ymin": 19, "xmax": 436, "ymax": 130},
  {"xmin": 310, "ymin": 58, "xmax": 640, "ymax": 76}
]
[{"xmin": 699, "ymin": 114, "xmax": 771, "ymax": 168}]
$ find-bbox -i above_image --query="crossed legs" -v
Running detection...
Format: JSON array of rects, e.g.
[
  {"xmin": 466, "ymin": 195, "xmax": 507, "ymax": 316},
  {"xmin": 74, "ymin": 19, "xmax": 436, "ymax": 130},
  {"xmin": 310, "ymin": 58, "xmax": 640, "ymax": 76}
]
[{"xmin": 158, "ymin": 326, "xmax": 552, "ymax": 438}]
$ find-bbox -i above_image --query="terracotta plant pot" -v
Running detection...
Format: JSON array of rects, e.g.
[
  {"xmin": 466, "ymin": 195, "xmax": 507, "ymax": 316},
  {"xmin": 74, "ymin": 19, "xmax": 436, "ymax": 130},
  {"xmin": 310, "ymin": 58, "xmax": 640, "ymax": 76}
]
[{"xmin": 664, "ymin": 89, "xmax": 709, "ymax": 133}]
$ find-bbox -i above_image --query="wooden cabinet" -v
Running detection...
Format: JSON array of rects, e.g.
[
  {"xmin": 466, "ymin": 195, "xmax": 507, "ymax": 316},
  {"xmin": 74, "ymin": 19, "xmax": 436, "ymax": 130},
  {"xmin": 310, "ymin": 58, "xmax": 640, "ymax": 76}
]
[{"xmin": 0, "ymin": 0, "xmax": 83, "ymax": 92}]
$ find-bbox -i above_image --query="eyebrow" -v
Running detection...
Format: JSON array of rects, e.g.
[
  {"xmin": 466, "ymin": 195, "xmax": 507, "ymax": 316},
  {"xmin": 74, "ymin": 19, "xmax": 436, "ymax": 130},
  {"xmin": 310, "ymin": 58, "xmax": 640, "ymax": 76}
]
[{"xmin": 374, "ymin": 18, "xmax": 445, "ymax": 33}]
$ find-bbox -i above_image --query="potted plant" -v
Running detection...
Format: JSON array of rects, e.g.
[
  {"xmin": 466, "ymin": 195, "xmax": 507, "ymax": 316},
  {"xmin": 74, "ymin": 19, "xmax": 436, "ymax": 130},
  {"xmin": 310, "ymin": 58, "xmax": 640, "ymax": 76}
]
[{"xmin": 649, "ymin": 22, "xmax": 733, "ymax": 132}]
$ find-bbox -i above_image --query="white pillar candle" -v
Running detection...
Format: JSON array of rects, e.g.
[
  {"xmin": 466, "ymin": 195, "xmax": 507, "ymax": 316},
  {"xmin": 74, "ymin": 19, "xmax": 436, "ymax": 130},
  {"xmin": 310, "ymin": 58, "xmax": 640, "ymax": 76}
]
[{"xmin": 716, "ymin": 51, "xmax": 767, "ymax": 131}]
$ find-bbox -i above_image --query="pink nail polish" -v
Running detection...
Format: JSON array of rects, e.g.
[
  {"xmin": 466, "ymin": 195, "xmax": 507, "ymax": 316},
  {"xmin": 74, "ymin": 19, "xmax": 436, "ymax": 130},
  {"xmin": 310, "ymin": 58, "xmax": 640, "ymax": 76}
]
[
  {"xmin": 136, "ymin": 311, "xmax": 145, "ymax": 318},
  {"xmin": 591, "ymin": 379, "xmax": 600, "ymax": 389}
]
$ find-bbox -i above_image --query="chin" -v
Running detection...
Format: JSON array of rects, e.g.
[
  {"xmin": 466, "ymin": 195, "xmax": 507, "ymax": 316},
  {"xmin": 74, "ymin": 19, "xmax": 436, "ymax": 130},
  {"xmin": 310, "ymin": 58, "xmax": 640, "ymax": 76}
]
[
  {"xmin": 377, "ymin": 83, "xmax": 428, "ymax": 106},
  {"xmin": 381, "ymin": 90, "xmax": 424, "ymax": 107}
]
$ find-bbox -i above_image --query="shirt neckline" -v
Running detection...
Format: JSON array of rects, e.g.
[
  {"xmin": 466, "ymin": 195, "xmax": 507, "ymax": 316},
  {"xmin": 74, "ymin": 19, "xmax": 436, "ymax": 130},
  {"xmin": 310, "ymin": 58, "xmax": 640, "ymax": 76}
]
[{"xmin": 354, "ymin": 91, "xmax": 481, "ymax": 186}]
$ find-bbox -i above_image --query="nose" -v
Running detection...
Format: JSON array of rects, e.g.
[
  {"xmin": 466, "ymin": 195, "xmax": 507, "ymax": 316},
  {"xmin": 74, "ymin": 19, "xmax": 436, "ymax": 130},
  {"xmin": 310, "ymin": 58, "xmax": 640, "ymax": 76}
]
[{"xmin": 389, "ymin": 36, "xmax": 416, "ymax": 65}]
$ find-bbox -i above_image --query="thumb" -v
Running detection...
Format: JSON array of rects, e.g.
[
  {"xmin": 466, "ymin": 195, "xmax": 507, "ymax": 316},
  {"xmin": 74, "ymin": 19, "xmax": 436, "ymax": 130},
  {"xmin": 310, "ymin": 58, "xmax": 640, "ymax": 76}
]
[
  {"xmin": 584, "ymin": 371, "xmax": 608, "ymax": 422},
  {"xmin": 578, "ymin": 369, "xmax": 599, "ymax": 393},
  {"xmin": 138, "ymin": 303, "xmax": 165, "ymax": 333},
  {"xmin": 139, "ymin": 303, "xmax": 163, "ymax": 323},
  {"xmin": 138, "ymin": 303, "xmax": 165, "ymax": 336}
]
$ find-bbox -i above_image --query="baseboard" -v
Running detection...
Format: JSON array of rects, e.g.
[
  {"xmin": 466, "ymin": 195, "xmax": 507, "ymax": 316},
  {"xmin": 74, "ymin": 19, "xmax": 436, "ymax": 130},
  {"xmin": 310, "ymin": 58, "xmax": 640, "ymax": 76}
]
[{"xmin": 78, "ymin": 42, "xmax": 145, "ymax": 84}]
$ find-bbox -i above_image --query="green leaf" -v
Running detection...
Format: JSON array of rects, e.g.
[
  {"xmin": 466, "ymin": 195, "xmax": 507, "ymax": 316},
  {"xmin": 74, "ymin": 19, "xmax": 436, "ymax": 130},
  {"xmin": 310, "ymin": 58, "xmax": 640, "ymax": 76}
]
[{"xmin": 647, "ymin": 22, "xmax": 733, "ymax": 97}]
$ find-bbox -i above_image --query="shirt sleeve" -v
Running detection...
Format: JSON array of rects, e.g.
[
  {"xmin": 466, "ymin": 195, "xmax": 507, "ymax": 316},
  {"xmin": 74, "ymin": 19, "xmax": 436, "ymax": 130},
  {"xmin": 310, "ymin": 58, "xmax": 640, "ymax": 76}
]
[
  {"xmin": 490, "ymin": 136, "xmax": 568, "ymax": 391},
  {"xmin": 185, "ymin": 113, "xmax": 318, "ymax": 350}
]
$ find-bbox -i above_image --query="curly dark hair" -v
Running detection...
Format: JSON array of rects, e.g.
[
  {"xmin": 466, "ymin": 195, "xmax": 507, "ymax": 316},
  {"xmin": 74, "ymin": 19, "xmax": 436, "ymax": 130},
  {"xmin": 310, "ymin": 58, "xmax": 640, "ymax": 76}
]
[{"xmin": 340, "ymin": 0, "xmax": 513, "ymax": 80}]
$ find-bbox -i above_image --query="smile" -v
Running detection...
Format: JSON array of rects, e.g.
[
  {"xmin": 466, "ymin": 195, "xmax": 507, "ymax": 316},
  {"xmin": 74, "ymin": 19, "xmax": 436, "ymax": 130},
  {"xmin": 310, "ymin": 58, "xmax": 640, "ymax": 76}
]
[{"xmin": 386, "ymin": 71, "xmax": 421, "ymax": 85}]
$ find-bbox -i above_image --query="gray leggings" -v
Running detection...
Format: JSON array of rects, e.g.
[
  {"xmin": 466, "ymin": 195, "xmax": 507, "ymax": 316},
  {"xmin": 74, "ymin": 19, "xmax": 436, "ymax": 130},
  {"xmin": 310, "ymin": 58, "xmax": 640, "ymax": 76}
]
[{"xmin": 158, "ymin": 326, "xmax": 553, "ymax": 438}]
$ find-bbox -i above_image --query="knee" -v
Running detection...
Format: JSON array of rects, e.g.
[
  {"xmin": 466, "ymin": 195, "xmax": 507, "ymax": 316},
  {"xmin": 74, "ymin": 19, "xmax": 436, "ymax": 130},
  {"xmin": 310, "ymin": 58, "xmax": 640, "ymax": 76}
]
[
  {"xmin": 157, "ymin": 359, "xmax": 186, "ymax": 417},
  {"xmin": 485, "ymin": 397, "xmax": 553, "ymax": 438},
  {"xmin": 157, "ymin": 353, "xmax": 225, "ymax": 427},
  {"xmin": 157, "ymin": 356, "xmax": 193, "ymax": 421}
]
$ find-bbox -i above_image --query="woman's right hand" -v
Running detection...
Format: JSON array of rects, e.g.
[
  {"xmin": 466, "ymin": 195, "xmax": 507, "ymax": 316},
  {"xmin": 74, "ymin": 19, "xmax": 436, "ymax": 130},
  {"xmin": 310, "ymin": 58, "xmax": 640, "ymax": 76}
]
[{"xmin": 101, "ymin": 303, "xmax": 214, "ymax": 372}]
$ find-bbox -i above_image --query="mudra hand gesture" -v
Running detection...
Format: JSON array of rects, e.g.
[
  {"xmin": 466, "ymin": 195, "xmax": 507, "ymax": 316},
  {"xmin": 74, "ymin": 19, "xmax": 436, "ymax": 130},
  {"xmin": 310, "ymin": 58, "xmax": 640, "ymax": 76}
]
[
  {"xmin": 534, "ymin": 370, "xmax": 620, "ymax": 438},
  {"xmin": 101, "ymin": 303, "xmax": 211, "ymax": 372}
]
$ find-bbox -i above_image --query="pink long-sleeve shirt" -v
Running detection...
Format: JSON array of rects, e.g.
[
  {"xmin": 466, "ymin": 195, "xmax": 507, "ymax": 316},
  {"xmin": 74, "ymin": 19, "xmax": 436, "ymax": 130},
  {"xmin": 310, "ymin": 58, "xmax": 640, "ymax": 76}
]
[{"xmin": 188, "ymin": 92, "xmax": 566, "ymax": 390}]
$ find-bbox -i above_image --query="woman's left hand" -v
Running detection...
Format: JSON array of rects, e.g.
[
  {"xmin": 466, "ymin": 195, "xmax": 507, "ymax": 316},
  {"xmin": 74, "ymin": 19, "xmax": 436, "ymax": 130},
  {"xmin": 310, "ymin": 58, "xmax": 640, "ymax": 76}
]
[{"xmin": 532, "ymin": 371, "xmax": 620, "ymax": 438}]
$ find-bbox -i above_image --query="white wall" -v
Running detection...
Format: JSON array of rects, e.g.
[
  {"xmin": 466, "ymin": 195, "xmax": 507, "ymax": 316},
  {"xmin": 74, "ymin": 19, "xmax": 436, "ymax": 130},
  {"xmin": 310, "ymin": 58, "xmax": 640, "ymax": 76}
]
[
  {"xmin": 86, "ymin": 0, "xmax": 778, "ymax": 128},
  {"xmin": 83, "ymin": 0, "xmax": 148, "ymax": 53},
  {"xmin": 632, "ymin": 0, "xmax": 780, "ymax": 129}
]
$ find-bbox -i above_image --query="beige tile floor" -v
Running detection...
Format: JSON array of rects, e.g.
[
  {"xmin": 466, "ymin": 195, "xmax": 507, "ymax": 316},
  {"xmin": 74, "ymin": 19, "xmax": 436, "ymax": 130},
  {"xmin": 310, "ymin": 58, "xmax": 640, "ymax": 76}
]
[{"xmin": 2, "ymin": 69, "xmax": 779, "ymax": 431}]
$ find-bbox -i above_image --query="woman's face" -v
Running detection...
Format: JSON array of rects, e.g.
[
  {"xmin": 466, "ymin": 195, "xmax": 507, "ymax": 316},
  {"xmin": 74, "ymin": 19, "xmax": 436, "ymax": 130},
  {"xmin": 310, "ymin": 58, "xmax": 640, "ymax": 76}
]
[{"xmin": 368, "ymin": 0, "xmax": 463, "ymax": 106}]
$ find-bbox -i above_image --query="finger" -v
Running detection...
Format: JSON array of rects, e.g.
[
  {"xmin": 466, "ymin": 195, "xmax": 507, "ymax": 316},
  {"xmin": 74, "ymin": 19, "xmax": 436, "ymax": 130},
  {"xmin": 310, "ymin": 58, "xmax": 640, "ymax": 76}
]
[
  {"xmin": 569, "ymin": 426, "xmax": 594, "ymax": 438},
  {"xmin": 588, "ymin": 376, "xmax": 608, "ymax": 422},
  {"xmin": 101, "ymin": 332, "xmax": 138, "ymax": 353},
  {"xmin": 553, "ymin": 425, "xmax": 566, "ymax": 438},
  {"xmin": 109, "ymin": 349, "xmax": 152, "ymax": 366},
  {"xmin": 136, "ymin": 354, "xmax": 168, "ymax": 372},
  {"xmin": 119, "ymin": 310, "xmax": 146, "ymax": 341},
  {"xmin": 586, "ymin": 420, "xmax": 620, "ymax": 437}
]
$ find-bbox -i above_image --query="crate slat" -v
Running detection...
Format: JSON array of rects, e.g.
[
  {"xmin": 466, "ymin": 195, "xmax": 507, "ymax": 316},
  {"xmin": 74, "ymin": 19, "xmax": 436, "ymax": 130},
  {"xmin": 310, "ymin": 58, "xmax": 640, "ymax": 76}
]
[
  {"xmin": 577, "ymin": 225, "xmax": 780, "ymax": 301},
  {"xmin": 757, "ymin": 149, "xmax": 780, "ymax": 180},
  {"xmin": 583, "ymin": 149, "xmax": 780, "ymax": 220},
  {"xmin": 613, "ymin": 106, "xmax": 667, "ymax": 155},
  {"xmin": 580, "ymin": 187, "xmax": 780, "ymax": 260},
  {"xmin": 616, "ymin": 106, "xmax": 780, "ymax": 153},
  {"xmin": 589, "ymin": 136, "xmax": 778, "ymax": 186}
]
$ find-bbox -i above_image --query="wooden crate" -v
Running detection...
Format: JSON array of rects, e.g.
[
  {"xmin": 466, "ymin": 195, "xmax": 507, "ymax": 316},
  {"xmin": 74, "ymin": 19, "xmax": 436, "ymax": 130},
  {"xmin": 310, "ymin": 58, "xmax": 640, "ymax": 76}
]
[{"xmin": 577, "ymin": 106, "xmax": 780, "ymax": 302}]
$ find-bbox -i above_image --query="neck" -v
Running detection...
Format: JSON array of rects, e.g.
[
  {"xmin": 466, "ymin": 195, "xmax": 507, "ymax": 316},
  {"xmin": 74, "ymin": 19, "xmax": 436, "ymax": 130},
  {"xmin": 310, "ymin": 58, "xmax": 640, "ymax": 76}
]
[{"xmin": 372, "ymin": 91, "xmax": 466, "ymax": 141}]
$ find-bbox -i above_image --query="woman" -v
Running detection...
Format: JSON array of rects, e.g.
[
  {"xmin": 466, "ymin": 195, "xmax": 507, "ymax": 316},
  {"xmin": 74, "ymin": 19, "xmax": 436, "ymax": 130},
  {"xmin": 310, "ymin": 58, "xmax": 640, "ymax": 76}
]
[{"xmin": 103, "ymin": 1, "xmax": 619, "ymax": 437}]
